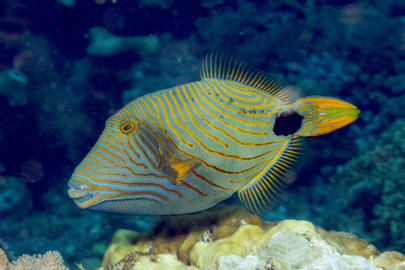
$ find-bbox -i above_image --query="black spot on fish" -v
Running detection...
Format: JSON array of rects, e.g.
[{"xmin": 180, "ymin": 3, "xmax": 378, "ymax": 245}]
[
  {"xmin": 229, "ymin": 98, "xmax": 234, "ymax": 103},
  {"xmin": 273, "ymin": 110, "xmax": 303, "ymax": 136}
]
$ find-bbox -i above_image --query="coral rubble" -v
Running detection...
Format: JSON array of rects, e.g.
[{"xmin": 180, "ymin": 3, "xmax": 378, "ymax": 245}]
[{"xmin": 100, "ymin": 207, "xmax": 405, "ymax": 270}]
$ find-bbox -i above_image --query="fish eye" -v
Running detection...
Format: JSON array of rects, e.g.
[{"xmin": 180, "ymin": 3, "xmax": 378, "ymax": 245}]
[
  {"xmin": 120, "ymin": 121, "xmax": 136, "ymax": 134},
  {"xmin": 273, "ymin": 109, "xmax": 303, "ymax": 136}
]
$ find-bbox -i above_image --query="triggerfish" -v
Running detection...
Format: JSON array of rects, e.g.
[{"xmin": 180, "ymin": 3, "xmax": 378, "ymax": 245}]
[{"xmin": 68, "ymin": 53, "xmax": 360, "ymax": 215}]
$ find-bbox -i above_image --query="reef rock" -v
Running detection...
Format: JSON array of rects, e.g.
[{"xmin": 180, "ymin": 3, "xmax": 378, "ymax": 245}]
[
  {"xmin": 0, "ymin": 248, "xmax": 9, "ymax": 270},
  {"xmin": 100, "ymin": 206, "xmax": 405, "ymax": 270}
]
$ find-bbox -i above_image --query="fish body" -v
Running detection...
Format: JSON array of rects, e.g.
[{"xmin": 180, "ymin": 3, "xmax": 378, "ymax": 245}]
[{"xmin": 68, "ymin": 54, "xmax": 359, "ymax": 215}]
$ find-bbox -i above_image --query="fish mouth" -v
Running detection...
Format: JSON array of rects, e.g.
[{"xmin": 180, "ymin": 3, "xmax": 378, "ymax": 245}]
[{"xmin": 67, "ymin": 179, "xmax": 89, "ymax": 200}]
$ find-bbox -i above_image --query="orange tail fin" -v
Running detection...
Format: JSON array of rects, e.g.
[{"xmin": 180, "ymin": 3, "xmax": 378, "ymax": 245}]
[{"xmin": 293, "ymin": 96, "xmax": 360, "ymax": 137}]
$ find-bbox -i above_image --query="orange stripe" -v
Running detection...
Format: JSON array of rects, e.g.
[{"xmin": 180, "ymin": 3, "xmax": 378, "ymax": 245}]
[
  {"xmin": 78, "ymin": 164, "xmax": 128, "ymax": 177},
  {"xmin": 164, "ymin": 88, "xmax": 269, "ymax": 159},
  {"xmin": 183, "ymin": 84, "xmax": 281, "ymax": 146},
  {"xmin": 192, "ymin": 169, "xmax": 230, "ymax": 191},
  {"xmin": 198, "ymin": 81, "xmax": 270, "ymax": 126},
  {"xmin": 93, "ymin": 144, "xmax": 126, "ymax": 163},
  {"xmin": 241, "ymin": 139, "xmax": 290, "ymax": 190},
  {"xmin": 98, "ymin": 138, "xmax": 129, "ymax": 158},
  {"xmin": 138, "ymin": 129, "xmax": 160, "ymax": 168},
  {"xmin": 190, "ymin": 82, "xmax": 267, "ymax": 136},
  {"xmin": 155, "ymin": 94, "xmax": 194, "ymax": 148},
  {"xmin": 229, "ymin": 167, "xmax": 262, "ymax": 184},
  {"xmin": 182, "ymin": 181, "xmax": 207, "ymax": 197},
  {"xmin": 169, "ymin": 88, "xmax": 187, "ymax": 121},
  {"xmin": 205, "ymin": 80, "xmax": 275, "ymax": 116},
  {"xmin": 126, "ymin": 133, "xmax": 141, "ymax": 159},
  {"xmin": 101, "ymin": 131, "xmax": 123, "ymax": 145},
  {"xmin": 178, "ymin": 85, "xmax": 229, "ymax": 148},
  {"xmin": 126, "ymin": 92, "xmax": 270, "ymax": 174},
  {"xmin": 89, "ymin": 149, "xmax": 139, "ymax": 177},
  {"xmin": 127, "ymin": 104, "xmax": 172, "ymax": 156},
  {"xmin": 80, "ymin": 191, "xmax": 169, "ymax": 208},
  {"xmin": 137, "ymin": 97, "xmax": 157, "ymax": 117},
  {"xmin": 133, "ymin": 135, "xmax": 158, "ymax": 170},
  {"xmin": 216, "ymin": 80, "xmax": 266, "ymax": 105},
  {"xmin": 140, "ymin": 125, "xmax": 160, "ymax": 147},
  {"xmin": 72, "ymin": 175, "xmax": 179, "ymax": 197},
  {"xmin": 85, "ymin": 155, "xmax": 102, "ymax": 168}
]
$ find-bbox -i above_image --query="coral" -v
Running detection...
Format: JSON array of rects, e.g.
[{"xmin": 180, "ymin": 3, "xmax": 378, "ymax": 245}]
[
  {"xmin": 87, "ymin": 27, "xmax": 160, "ymax": 57},
  {"xmin": 100, "ymin": 206, "xmax": 405, "ymax": 270},
  {"xmin": 265, "ymin": 231, "xmax": 313, "ymax": 269},
  {"xmin": 8, "ymin": 251, "xmax": 69, "ymax": 270},
  {"xmin": 105, "ymin": 253, "xmax": 196, "ymax": 270},
  {"xmin": 102, "ymin": 206, "xmax": 264, "ymax": 267},
  {"xmin": 218, "ymin": 255, "xmax": 263, "ymax": 270},
  {"xmin": 371, "ymin": 251, "xmax": 405, "ymax": 270},
  {"xmin": 0, "ymin": 248, "xmax": 9, "ymax": 270},
  {"xmin": 318, "ymin": 229, "xmax": 378, "ymax": 259},
  {"xmin": 218, "ymin": 231, "xmax": 383, "ymax": 270}
]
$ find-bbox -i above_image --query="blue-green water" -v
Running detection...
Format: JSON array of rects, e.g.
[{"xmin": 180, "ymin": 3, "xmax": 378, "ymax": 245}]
[{"xmin": 0, "ymin": 0, "xmax": 404, "ymax": 269}]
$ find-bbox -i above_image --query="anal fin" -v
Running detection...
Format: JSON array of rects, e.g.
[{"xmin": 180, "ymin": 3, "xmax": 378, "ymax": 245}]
[{"xmin": 238, "ymin": 137, "xmax": 301, "ymax": 215}]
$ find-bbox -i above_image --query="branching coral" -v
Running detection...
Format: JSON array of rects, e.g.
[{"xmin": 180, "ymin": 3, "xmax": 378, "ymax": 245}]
[{"xmin": 8, "ymin": 251, "xmax": 69, "ymax": 270}]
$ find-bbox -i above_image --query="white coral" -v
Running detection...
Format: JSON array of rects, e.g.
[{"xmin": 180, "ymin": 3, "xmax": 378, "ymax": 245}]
[
  {"xmin": 266, "ymin": 231, "xmax": 313, "ymax": 269},
  {"xmin": 218, "ymin": 254, "xmax": 264, "ymax": 270},
  {"xmin": 217, "ymin": 231, "xmax": 383, "ymax": 270}
]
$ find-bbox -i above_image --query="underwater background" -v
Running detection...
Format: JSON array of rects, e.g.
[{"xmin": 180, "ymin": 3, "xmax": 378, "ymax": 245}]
[{"xmin": 0, "ymin": 0, "xmax": 404, "ymax": 269}]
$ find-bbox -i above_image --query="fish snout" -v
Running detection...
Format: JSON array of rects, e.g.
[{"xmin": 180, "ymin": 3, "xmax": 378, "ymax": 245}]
[{"xmin": 68, "ymin": 179, "xmax": 89, "ymax": 200}]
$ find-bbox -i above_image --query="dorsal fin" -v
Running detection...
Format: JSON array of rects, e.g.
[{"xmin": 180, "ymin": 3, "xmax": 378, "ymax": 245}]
[
  {"xmin": 200, "ymin": 52, "xmax": 291, "ymax": 103},
  {"xmin": 238, "ymin": 136, "xmax": 302, "ymax": 215}
]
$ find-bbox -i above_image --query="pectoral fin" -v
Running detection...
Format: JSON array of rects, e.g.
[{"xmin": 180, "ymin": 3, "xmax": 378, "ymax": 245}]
[
  {"xmin": 169, "ymin": 158, "xmax": 200, "ymax": 185},
  {"xmin": 157, "ymin": 143, "xmax": 200, "ymax": 185}
]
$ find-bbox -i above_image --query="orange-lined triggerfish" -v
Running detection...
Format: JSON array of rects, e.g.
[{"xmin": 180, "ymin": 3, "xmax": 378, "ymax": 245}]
[{"xmin": 67, "ymin": 53, "xmax": 360, "ymax": 215}]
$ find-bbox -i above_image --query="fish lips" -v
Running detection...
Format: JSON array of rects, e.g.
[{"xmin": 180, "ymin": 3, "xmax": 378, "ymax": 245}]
[{"xmin": 67, "ymin": 179, "xmax": 92, "ymax": 207}]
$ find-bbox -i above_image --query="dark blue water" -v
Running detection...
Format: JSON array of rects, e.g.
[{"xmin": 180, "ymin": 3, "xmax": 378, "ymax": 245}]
[{"xmin": 0, "ymin": 0, "xmax": 404, "ymax": 269}]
